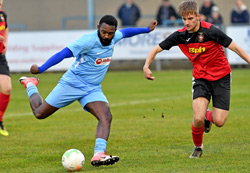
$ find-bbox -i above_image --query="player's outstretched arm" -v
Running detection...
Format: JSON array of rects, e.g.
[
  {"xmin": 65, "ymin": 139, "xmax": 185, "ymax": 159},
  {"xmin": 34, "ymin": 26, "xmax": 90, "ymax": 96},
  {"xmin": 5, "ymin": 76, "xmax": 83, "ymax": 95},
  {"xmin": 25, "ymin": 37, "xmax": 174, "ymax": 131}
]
[
  {"xmin": 30, "ymin": 47, "xmax": 73, "ymax": 74},
  {"xmin": 143, "ymin": 45, "xmax": 163, "ymax": 80},
  {"xmin": 120, "ymin": 20, "xmax": 158, "ymax": 38},
  {"xmin": 228, "ymin": 41, "xmax": 250, "ymax": 64}
]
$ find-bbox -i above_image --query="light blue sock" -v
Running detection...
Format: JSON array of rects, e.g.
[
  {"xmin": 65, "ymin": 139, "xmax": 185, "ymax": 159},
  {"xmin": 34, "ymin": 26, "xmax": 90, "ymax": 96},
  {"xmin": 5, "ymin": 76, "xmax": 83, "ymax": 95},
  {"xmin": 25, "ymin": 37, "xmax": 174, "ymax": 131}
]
[
  {"xmin": 94, "ymin": 138, "xmax": 107, "ymax": 154},
  {"xmin": 26, "ymin": 84, "xmax": 39, "ymax": 98}
]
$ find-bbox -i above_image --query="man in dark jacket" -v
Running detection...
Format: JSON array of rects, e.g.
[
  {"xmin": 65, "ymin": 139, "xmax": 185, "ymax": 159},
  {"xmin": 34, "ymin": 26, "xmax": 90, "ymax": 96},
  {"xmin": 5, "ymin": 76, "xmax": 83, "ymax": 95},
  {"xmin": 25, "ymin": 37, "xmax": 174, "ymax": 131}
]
[
  {"xmin": 156, "ymin": 0, "xmax": 178, "ymax": 25},
  {"xmin": 231, "ymin": 0, "xmax": 249, "ymax": 24},
  {"xmin": 200, "ymin": 0, "xmax": 216, "ymax": 22},
  {"xmin": 118, "ymin": 0, "xmax": 141, "ymax": 26}
]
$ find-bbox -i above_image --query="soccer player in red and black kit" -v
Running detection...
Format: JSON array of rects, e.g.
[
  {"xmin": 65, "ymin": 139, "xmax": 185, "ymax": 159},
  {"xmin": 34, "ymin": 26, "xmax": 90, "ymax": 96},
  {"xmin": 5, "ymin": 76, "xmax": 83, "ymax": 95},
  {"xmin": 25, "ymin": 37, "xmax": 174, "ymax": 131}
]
[
  {"xmin": 143, "ymin": 0, "xmax": 250, "ymax": 158},
  {"xmin": 0, "ymin": 0, "xmax": 10, "ymax": 137}
]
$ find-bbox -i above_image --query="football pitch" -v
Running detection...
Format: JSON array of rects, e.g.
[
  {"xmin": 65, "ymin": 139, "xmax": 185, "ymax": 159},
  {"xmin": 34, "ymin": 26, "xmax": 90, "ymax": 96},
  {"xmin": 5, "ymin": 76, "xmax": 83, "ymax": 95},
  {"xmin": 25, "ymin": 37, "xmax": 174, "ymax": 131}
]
[{"xmin": 0, "ymin": 69, "xmax": 249, "ymax": 172}]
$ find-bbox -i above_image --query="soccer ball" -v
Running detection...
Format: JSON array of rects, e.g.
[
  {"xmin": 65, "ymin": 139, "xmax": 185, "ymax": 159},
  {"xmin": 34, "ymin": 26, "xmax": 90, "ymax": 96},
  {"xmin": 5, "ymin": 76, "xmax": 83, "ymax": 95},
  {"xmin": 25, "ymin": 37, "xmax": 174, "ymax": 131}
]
[{"xmin": 62, "ymin": 149, "xmax": 85, "ymax": 172}]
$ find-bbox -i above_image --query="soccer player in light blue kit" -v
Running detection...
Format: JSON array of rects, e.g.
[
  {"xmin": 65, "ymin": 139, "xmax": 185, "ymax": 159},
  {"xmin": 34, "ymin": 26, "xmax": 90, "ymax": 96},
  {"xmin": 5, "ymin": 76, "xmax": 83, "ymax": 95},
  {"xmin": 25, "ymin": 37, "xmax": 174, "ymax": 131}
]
[{"xmin": 19, "ymin": 15, "xmax": 157, "ymax": 167}]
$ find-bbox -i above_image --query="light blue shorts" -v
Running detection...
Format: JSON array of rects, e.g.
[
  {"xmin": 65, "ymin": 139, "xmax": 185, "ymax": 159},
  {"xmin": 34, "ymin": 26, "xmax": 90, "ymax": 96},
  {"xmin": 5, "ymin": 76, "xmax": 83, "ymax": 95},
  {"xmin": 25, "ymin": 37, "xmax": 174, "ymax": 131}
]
[{"xmin": 45, "ymin": 81, "xmax": 108, "ymax": 111}]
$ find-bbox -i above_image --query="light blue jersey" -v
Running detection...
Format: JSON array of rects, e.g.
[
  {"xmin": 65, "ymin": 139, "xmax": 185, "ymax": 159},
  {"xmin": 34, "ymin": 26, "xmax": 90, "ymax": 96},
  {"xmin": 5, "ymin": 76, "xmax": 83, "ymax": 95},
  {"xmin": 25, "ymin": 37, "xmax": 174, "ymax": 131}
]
[
  {"xmin": 42, "ymin": 27, "xmax": 150, "ymax": 109},
  {"xmin": 61, "ymin": 30, "xmax": 123, "ymax": 86}
]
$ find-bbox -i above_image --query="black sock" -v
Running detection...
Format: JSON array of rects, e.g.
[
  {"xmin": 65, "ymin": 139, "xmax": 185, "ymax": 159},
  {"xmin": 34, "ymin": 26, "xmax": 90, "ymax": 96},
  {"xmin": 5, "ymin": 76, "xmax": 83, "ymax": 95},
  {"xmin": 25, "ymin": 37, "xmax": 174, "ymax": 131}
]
[{"xmin": 0, "ymin": 121, "xmax": 4, "ymax": 129}]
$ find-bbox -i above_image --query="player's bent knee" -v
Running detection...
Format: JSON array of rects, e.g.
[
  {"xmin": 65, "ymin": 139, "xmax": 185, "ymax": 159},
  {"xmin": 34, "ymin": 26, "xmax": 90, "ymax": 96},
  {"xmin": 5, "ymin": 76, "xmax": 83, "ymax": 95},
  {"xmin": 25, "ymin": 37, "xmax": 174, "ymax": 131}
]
[
  {"xmin": 33, "ymin": 111, "xmax": 48, "ymax": 119},
  {"xmin": 99, "ymin": 112, "xmax": 112, "ymax": 124},
  {"xmin": 213, "ymin": 115, "xmax": 227, "ymax": 127},
  {"xmin": 194, "ymin": 117, "xmax": 204, "ymax": 125},
  {"xmin": 1, "ymin": 87, "xmax": 11, "ymax": 95},
  {"xmin": 214, "ymin": 121, "xmax": 225, "ymax": 127},
  {"xmin": 33, "ymin": 112, "xmax": 45, "ymax": 119},
  {"xmin": 107, "ymin": 114, "xmax": 112, "ymax": 123},
  {"xmin": 104, "ymin": 113, "xmax": 112, "ymax": 123}
]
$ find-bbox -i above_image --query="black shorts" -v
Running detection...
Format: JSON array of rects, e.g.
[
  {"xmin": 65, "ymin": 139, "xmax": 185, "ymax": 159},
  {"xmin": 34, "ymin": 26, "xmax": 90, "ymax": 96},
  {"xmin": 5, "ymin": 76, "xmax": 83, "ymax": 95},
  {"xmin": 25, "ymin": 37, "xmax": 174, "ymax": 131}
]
[
  {"xmin": 192, "ymin": 73, "xmax": 231, "ymax": 110},
  {"xmin": 0, "ymin": 54, "xmax": 10, "ymax": 76}
]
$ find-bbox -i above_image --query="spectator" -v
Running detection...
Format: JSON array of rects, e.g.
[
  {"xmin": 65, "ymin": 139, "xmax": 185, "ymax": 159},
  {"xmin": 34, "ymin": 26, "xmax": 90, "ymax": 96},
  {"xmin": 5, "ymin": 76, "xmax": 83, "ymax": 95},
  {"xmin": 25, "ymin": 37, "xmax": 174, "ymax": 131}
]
[
  {"xmin": 156, "ymin": 0, "xmax": 178, "ymax": 26},
  {"xmin": 231, "ymin": 0, "xmax": 249, "ymax": 24},
  {"xmin": 200, "ymin": 0, "xmax": 216, "ymax": 22},
  {"xmin": 207, "ymin": 6, "xmax": 223, "ymax": 25},
  {"xmin": 118, "ymin": 0, "xmax": 141, "ymax": 26}
]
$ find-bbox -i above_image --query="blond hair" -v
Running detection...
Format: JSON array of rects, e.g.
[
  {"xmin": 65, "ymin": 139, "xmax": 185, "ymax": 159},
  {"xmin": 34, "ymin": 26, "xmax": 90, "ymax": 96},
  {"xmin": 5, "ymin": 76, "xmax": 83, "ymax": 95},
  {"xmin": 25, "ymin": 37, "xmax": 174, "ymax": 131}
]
[{"xmin": 178, "ymin": 0, "xmax": 199, "ymax": 16}]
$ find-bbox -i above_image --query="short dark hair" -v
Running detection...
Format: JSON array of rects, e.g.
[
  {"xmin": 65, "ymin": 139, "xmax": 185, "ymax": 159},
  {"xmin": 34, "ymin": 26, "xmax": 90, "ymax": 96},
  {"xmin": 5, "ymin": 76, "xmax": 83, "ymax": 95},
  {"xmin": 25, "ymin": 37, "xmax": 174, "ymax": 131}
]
[{"xmin": 99, "ymin": 15, "xmax": 118, "ymax": 28}]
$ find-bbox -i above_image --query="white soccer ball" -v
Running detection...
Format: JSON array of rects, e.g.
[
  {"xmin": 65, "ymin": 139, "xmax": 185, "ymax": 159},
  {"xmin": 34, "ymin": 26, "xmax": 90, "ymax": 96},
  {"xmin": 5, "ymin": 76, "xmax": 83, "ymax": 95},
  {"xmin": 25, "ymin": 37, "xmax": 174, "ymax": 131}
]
[{"xmin": 62, "ymin": 149, "xmax": 85, "ymax": 172}]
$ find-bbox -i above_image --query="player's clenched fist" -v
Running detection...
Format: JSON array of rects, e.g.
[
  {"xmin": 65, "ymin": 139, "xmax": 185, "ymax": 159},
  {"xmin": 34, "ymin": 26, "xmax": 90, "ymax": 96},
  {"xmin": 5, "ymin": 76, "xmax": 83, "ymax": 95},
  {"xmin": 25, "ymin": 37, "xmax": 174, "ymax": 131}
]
[{"xmin": 30, "ymin": 64, "xmax": 39, "ymax": 74}]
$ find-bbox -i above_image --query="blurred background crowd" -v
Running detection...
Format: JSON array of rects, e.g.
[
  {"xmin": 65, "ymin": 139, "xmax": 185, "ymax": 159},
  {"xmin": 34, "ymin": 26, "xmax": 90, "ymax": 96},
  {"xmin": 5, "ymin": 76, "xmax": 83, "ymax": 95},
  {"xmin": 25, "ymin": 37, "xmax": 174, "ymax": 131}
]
[
  {"xmin": 3, "ymin": 0, "xmax": 250, "ymax": 31},
  {"xmin": 117, "ymin": 0, "xmax": 249, "ymax": 26}
]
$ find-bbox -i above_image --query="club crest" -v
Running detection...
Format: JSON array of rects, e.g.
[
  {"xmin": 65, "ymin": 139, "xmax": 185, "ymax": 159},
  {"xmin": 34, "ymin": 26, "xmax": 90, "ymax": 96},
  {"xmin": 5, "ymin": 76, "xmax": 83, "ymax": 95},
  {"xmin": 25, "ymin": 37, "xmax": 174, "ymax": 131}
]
[{"xmin": 198, "ymin": 32, "xmax": 204, "ymax": 42}]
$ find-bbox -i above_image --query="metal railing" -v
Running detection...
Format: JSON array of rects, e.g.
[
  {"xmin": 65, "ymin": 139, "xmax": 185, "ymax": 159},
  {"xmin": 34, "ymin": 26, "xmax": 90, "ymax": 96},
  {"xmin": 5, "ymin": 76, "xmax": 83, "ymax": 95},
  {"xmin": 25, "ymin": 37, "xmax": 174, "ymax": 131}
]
[
  {"xmin": 9, "ymin": 24, "xmax": 26, "ymax": 31},
  {"xmin": 61, "ymin": 14, "xmax": 156, "ymax": 30}
]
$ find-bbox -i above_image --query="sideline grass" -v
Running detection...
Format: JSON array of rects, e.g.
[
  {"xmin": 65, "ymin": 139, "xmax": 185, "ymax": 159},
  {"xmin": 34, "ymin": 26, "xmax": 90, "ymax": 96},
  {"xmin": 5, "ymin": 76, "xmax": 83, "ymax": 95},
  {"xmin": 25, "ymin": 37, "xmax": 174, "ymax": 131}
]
[{"xmin": 0, "ymin": 69, "xmax": 249, "ymax": 172}]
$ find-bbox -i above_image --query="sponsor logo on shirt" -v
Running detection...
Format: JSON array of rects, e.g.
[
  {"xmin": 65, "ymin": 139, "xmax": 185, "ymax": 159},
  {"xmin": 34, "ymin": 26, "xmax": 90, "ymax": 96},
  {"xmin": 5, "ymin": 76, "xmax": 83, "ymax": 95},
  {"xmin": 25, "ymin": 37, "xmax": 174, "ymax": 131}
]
[
  {"xmin": 189, "ymin": 47, "xmax": 206, "ymax": 54},
  {"xmin": 95, "ymin": 57, "xmax": 111, "ymax": 65},
  {"xmin": 0, "ymin": 24, "xmax": 5, "ymax": 31}
]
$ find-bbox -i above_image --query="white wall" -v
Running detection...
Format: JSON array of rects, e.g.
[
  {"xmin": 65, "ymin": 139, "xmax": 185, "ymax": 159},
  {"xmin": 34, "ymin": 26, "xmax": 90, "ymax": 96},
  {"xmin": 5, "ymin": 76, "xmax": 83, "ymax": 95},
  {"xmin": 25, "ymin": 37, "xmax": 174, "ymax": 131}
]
[{"xmin": 7, "ymin": 26, "xmax": 249, "ymax": 72}]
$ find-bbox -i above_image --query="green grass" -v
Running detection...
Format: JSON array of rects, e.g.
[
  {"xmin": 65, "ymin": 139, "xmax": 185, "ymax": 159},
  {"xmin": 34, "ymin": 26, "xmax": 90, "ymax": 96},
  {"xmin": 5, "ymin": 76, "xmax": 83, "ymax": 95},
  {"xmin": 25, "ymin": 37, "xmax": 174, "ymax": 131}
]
[{"xmin": 0, "ymin": 69, "xmax": 249, "ymax": 173}]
